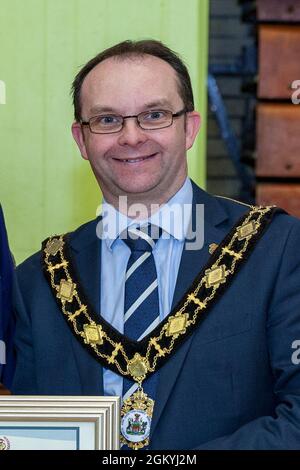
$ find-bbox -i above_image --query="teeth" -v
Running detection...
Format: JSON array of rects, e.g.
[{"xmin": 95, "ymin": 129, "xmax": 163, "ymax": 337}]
[
  {"xmin": 124, "ymin": 157, "xmax": 148, "ymax": 163},
  {"xmin": 114, "ymin": 153, "xmax": 156, "ymax": 163}
]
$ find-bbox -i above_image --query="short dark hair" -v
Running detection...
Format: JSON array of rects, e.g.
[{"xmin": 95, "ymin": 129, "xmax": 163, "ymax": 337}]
[{"xmin": 71, "ymin": 39, "xmax": 195, "ymax": 122}]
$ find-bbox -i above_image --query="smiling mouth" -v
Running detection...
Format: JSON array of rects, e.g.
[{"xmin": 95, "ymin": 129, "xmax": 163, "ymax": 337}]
[{"xmin": 113, "ymin": 153, "xmax": 158, "ymax": 163}]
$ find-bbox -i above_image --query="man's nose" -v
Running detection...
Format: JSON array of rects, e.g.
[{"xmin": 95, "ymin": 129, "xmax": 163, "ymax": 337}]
[{"xmin": 117, "ymin": 118, "xmax": 148, "ymax": 146}]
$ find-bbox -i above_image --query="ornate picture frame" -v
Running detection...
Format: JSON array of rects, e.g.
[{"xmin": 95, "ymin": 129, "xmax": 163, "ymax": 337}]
[{"xmin": 0, "ymin": 396, "xmax": 120, "ymax": 450}]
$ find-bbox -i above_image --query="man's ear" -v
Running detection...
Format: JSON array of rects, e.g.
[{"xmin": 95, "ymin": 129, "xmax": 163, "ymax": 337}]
[
  {"xmin": 71, "ymin": 122, "xmax": 89, "ymax": 160},
  {"xmin": 185, "ymin": 111, "xmax": 201, "ymax": 151}
]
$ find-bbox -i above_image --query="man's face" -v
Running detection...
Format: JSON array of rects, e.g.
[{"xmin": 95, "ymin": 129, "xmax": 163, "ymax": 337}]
[{"xmin": 72, "ymin": 54, "xmax": 200, "ymax": 207}]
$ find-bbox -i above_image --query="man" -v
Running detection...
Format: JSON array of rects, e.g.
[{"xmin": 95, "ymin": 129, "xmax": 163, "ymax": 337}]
[
  {"xmin": 0, "ymin": 205, "xmax": 15, "ymax": 390},
  {"xmin": 12, "ymin": 40, "xmax": 300, "ymax": 449}
]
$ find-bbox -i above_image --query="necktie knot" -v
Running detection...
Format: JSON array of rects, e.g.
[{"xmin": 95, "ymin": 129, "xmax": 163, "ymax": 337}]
[{"xmin": 122, "ymin": 225, "xmax": 161, "ymax": 253}]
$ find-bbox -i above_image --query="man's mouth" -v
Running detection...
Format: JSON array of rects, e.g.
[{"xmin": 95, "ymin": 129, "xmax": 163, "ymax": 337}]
[{"xmin": 113, "ymin": 153, "xmax": 158, "ymax": 163}]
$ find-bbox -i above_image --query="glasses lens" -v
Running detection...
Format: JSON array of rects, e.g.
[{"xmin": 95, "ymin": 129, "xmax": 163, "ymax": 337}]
[
  {"xmin": 138, "ymin": 110, "xmax": 172, "ymax": 129},
  {"xmin": 90, "ymin": 115, "xmax": 123, "ymax": 133}
]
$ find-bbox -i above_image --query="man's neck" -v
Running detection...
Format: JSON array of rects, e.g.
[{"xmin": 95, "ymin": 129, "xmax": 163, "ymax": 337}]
[{"xmin": 103, "ymin": 179, "xmax": 187, "ymax": 220}]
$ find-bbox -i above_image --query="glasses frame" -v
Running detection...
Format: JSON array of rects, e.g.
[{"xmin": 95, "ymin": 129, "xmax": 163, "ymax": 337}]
[{"xmin": 80, "ymin": 108, "xmax": 187, "ymax": 134}]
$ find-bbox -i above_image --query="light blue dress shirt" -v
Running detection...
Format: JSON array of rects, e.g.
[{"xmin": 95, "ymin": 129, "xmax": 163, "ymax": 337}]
[{"xmin": 100, "ymin": 177, "xmax": 193, "ymax": 398}]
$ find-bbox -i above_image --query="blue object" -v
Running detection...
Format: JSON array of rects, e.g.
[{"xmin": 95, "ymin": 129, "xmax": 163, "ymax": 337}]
[
  {"xmin": 0, "ymin": 205, "xmax": 15, "ymax": 388},
  {"xmin": 207, "ymin": 73, "xmax": 255, "ymax": 201},
  {"xmin": 122, "ymin": 225, "xmax": 160, "ymax": 403},
  {"xmin": 208, "ymin": 44, "xmax": 257, "ymax": 202}
]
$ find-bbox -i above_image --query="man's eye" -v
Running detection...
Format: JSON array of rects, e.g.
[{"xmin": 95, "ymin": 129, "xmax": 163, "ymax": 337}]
[
  {"xmin": 99, "ymin": 115, "xmax": 119, "ymax": 124},
  {"xmin": 145, "ymin": 111, "xmax": 165, "ymax": 120},
  {"xmin": 93, "ymin": 115, "xmax": 120, "ymax": 125}
]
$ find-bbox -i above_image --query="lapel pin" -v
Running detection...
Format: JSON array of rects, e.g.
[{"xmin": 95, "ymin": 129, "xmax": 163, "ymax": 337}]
[{"xmin": 209, "ymin": 243, "xmax": 218, "ymax": 255}]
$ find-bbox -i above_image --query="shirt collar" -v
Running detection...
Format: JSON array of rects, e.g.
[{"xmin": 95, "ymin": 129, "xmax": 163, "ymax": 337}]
[{"xmin": 100, "ymin": 177, "xmax": 193, "ymax": 251}]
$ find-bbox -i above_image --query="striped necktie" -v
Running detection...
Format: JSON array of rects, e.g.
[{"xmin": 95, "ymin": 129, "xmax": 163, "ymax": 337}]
[{"xmin": 122, "ymin": 224, "xmax": 161, "ymax": 404}]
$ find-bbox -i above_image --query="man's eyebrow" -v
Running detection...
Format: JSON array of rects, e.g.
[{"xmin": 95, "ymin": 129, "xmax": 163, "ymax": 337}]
[
  {"xmin": 143, "ymin": 99, "xmax": 172, "ymax": 109},
  {"xmin": 89, "ymin": 105, "xmax": 118, "ymax": 115},
  {"xmin": 89, "ymin": 99, "xmax": 173, "ymax": 116}
]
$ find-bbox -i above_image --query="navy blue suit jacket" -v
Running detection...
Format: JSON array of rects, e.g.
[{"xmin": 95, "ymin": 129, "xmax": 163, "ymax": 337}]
[
  {"xmin": 12, "ymin": 183, "xmax": 300, "ymax": 449},
  {"xmin": 0, "ymin": 205, "xmax": 15, "ymax": 388}
]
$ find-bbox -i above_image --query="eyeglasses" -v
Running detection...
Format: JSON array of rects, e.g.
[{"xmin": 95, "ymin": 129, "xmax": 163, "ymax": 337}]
[{"xmin": 80, "ymin": 108, "xmax": 187, "ymax": 134}]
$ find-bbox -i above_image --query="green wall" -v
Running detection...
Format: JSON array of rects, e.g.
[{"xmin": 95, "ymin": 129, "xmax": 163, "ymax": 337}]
[{"xmin": 0, "ymin": 0, "xmax": 209, "ymax": 263}]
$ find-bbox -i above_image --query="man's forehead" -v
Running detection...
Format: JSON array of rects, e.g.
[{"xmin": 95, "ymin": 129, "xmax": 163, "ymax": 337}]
[
  {"xmin": 81, "ymin": 55, "xmax": 180, "ymax": 101},
  {"xmin": 86, "ymin": 53, "xmax": 178, "ymax": 82}
]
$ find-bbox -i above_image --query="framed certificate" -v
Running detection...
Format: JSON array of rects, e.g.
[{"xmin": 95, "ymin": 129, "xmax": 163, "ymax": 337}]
[{"xmin": 0, "ymin": 396, "xmax": 120, "ymax": 450}]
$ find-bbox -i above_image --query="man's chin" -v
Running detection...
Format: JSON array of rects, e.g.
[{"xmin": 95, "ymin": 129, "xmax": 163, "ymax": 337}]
[
  {"xmin": 119, "ymin": 187, "xmax": 158, "ymax": 201},
  {"xmin": 115, "ymin": 179, "xmax": 161, "ymax": 198}
]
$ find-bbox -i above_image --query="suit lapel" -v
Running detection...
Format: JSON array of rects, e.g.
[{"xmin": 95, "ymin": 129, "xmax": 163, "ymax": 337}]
[
  {"xmin": 150, "ymin": 183, "xmax": 229, "ymax": 437},
  {"xmin": 68, "ymin": 218, "xmax": 104, "ymax": 395}
]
